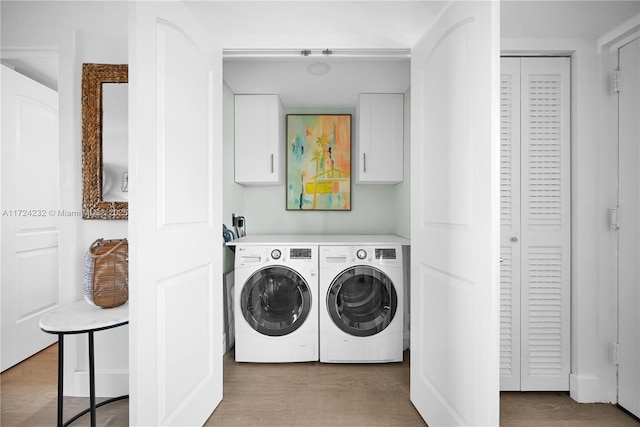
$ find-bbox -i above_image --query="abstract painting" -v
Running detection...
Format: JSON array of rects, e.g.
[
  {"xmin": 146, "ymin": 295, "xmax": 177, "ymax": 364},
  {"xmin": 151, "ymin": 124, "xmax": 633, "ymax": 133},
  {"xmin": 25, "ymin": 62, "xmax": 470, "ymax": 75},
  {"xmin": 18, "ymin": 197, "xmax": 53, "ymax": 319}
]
[{"xmin": 286, "ymin": 114, "xmax": 351, "ymax": 210}]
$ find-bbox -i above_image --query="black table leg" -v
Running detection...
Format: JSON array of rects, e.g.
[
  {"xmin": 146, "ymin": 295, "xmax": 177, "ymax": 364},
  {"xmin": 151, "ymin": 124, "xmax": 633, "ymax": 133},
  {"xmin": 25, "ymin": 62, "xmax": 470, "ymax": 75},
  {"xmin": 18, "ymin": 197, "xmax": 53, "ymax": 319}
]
[
  {"xmin": 51, "ymin": 327, "xmax": 128, "ymax": 427},
  {"xmin": 57, "ymin": 333, "xmax": 64, "ymax": 427},
  {"xmin": 89, "ymin": 331, "xmax": 96, "ymax": 427}
]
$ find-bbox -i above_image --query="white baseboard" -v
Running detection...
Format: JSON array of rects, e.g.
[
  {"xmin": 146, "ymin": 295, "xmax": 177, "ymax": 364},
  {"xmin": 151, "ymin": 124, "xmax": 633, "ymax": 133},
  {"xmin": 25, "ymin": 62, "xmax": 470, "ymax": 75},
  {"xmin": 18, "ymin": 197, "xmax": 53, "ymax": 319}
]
[
  {"xmin": 72, "ymin": 370, "xmax": 129, "ymax": 397},
  {"xmin": 570, "ymin": 373, "xmax": 606, "ymax": 403}
]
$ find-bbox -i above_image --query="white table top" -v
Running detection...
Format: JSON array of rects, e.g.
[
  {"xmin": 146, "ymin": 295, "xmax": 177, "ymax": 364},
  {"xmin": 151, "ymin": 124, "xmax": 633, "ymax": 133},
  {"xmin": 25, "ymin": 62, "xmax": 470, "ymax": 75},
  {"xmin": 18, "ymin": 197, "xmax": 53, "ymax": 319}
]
[
  {"xmin": 39, "ymin": 300, "xmax": 129, "ymax": 334},
  {"xmin": 227, "ymin": 234, "xmax": 411, "ymax": 246}
]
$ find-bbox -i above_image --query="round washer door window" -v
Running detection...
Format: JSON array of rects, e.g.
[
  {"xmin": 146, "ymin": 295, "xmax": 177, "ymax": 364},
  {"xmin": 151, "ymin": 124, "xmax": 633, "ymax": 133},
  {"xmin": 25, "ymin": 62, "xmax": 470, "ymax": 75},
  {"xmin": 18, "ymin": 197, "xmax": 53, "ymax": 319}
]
[
  {"xmin": 327, "ymin": 266, "xmax": 397, "ymax": 337},
  {"xmin": 241, "ymin": 266, "xmax": 312, "ymax": 337}
]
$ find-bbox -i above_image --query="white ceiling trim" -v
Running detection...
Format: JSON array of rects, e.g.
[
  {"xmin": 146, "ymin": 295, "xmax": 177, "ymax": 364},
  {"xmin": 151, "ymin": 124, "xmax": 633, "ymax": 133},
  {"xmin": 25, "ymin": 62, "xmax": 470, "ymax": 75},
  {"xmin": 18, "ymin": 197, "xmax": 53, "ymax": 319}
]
[
  {"xmin": 1, "ymin": 46, "xmax": 58, "ymax": 59},
  {"xmin": 223, "ymin": 48, "xmax": 411, "ymax": 60},
  {"xmin": 597, "ymin": 13, "xmax": 640, "ymax": 52}
]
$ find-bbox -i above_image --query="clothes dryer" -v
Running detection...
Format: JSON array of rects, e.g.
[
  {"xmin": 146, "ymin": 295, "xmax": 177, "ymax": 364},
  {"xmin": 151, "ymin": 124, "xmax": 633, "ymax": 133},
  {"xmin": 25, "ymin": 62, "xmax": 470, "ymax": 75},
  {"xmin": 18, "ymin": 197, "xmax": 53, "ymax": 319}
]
[
  {"xmin": 234, "ymin": 245, "xmax": 318, "ymax": 362},
  {"xmin": 319, "ymin": 245, "xmax": 403, "ymax": 363}
]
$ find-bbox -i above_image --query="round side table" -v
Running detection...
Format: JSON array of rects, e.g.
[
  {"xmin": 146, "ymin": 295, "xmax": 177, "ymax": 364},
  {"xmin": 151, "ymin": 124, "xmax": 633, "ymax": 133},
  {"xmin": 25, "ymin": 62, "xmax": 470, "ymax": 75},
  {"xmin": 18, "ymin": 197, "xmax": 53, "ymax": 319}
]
[{"xmin": 39, "ymin": 301, "xmax": 129, "ymax": 427}]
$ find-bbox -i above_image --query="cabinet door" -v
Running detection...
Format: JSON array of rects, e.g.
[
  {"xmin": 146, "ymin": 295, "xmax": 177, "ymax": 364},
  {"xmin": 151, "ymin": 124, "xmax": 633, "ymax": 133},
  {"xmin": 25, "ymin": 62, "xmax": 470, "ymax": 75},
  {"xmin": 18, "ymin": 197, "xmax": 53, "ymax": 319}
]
[
  {"xmin": 234, "ymin": 94, "xmax": 283, "ymax": 184},
  {"xmin": 356, "ymin": 93, "xmax": 404, "ymax": 184}
]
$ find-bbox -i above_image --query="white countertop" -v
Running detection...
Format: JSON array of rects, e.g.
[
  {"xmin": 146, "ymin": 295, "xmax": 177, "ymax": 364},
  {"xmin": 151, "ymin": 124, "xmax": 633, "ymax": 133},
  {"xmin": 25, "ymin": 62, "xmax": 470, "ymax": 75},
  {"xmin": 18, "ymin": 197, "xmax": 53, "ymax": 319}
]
[
  {"xmin": 227, "ymin": 234, "xmax": 410, "ymax": 246},
  {"xmin": 39, "ymin": 300, "xmax": 129, "ymax": 334}
]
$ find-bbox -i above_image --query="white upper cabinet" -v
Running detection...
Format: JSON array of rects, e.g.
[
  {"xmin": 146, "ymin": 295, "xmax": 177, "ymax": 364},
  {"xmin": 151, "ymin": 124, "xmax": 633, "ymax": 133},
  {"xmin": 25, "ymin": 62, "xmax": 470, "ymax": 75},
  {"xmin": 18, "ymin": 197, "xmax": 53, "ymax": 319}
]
[
  {"xmin": 234, "ymin": 94, "xmax": 284, "ymax": 185},
  {"xmin": 356, "ymin": 93, "xmax": 404, "ymax": 184}
]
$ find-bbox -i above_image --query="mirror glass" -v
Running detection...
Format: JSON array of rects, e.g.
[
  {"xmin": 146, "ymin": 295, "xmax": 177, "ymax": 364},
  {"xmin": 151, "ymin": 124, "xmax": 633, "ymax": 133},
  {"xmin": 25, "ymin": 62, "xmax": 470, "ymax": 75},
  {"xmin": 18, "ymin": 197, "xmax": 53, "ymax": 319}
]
[{"xmin": 102, "ymin": 83, "xmax": 128, "ymax": 202}]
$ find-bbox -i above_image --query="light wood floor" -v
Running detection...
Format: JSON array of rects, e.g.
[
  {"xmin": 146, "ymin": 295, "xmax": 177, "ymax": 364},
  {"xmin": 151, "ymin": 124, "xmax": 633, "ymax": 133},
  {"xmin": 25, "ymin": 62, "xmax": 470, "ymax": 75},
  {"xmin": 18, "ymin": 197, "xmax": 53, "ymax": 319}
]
[{"xmin": 2, "ymin": 344, "xmax": 639, "ymax": 426}]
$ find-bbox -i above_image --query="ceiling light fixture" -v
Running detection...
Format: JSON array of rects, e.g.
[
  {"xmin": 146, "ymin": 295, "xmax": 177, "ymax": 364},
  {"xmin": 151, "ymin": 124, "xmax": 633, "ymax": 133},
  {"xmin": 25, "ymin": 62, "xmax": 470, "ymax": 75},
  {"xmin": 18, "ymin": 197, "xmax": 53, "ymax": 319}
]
[{"xmin": 307, "ymin": 62, "xmax": 331, "ymax": 76}]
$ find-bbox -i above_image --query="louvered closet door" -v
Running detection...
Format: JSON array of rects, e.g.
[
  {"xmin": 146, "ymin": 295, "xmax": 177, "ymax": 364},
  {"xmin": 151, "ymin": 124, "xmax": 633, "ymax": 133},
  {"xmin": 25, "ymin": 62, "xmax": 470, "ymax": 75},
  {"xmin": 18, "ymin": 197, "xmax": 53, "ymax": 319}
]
[
  {"xmin": 500, "ymin": 58, "xmax": 522, "ymax": 391},
  {"xmin": 500, "ymin": 57, "xmax": 571, "ymax": 391}
]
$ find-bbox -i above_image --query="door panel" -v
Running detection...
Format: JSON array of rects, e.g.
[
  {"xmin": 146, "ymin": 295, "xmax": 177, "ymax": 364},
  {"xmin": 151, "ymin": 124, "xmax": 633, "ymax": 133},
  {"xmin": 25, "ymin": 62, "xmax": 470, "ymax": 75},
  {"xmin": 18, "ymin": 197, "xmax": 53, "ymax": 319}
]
[
  {"xmin": 410, "ymin": 2, "xmax": 500, "ymax": 425},
  {"xmin": 499, "ymin": 58, "xmax": 522, "ymax": 391},
  {"xmin": 1, "ymin": 65, "xmax": 59, "ymax": 372},
  {"xmin": 129, "ymin": 2, "xmax": 223, "ymax": 425},
  {"xmin": 618, "ymin": 36, "xmax": 640, "ymax": 419},
  {"xmin": 520, "ymin": 58, "xmax": 571, "ymax": 391}
]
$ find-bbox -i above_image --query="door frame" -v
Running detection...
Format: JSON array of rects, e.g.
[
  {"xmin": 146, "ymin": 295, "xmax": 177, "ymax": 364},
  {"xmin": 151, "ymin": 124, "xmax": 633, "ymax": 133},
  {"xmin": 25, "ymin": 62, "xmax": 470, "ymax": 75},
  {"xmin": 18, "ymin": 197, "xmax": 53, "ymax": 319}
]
[
  {"xmin": 598, "ymin": 21, "xmax": 640, "ymax": 406},
  {"xmin": 613, "ymin": 34, "xmax": 640, "ymax": 415}
]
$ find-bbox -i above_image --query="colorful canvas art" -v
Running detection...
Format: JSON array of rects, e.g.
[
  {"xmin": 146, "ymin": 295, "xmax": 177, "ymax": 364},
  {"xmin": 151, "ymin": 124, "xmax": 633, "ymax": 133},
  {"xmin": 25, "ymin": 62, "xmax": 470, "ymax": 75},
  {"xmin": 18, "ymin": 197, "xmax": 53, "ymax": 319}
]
[{"xmin": 286, "ymin": 114, "xmax": 351, "ymax": 210}]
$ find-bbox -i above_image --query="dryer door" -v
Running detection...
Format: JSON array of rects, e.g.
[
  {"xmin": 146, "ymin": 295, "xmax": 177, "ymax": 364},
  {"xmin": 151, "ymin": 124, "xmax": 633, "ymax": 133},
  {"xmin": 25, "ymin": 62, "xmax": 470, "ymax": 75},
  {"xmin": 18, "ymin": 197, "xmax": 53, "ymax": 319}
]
[
  {"xmin": 241, "ymin": 266, "xmax": 312, "ymax": 336},
  {"xmin": 327, "ymin": 266, "xmax": 397, "ymax": 337}
]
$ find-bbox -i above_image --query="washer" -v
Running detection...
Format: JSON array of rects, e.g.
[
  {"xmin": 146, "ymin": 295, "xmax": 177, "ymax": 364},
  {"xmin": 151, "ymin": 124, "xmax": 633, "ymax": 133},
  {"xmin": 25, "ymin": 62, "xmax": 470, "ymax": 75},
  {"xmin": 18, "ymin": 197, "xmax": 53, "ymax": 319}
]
[
  {"xmin": 319, "ymin": 245, "xmax": 404, "ymax": 363},
  {"xmin": 234, "ymin": 245, "xmax": 318, "ymax": 362}
]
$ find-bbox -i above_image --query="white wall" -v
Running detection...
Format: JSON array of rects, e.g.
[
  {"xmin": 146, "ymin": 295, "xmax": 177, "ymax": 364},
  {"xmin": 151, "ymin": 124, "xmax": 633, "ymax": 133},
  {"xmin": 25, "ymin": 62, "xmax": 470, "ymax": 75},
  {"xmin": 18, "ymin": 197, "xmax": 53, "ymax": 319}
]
[
  {"xmin": 223, "ymin": 82, "xmax": 244, "ymax": 273},
  {"xmin": 1, "ymin": 1, "xmax": 129, "ymax": 397},
  {"xmin": 396, "ymin": 89, "xmax": 412, "ymax": 239}
]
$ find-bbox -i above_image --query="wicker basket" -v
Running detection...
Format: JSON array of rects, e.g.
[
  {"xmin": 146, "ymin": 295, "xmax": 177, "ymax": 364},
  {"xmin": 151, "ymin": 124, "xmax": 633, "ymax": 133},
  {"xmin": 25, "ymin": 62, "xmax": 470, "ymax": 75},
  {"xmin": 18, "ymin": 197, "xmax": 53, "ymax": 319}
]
[{"xmin": 84, "ymin": 238, "xmax": 128, "ymax": 308}]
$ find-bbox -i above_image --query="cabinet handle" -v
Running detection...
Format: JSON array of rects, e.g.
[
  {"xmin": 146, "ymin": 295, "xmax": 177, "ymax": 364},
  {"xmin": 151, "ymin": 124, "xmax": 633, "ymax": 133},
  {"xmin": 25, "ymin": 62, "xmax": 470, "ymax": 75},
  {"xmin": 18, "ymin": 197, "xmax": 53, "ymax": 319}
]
[
  {"xmin": 363, "ymin": 153, "xmax": 367, "ymax": 173},
  {"xmin": 270, "ymin": 154, "xmax": 274, "ymax": 174}
]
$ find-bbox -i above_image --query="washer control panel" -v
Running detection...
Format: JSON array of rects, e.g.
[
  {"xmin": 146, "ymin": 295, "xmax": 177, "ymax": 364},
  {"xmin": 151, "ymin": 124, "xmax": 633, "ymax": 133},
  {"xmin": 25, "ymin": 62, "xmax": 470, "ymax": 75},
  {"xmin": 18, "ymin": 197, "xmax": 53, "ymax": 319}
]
[{"xmin": 236, "ymin": 246, "xmax": 316, "ymax": 267}]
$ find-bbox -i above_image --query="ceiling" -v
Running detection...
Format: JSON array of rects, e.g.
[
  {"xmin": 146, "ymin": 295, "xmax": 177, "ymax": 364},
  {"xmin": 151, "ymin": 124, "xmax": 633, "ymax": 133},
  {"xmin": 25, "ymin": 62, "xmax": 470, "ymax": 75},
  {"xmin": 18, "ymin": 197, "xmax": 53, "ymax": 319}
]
[
  {"xmin": 222, "ymin": 1, "xmax": 639, "ymax": 108},
  {"xmin": 200, "ymin": 1, "xmax": 442, "ymax": 108},
  {"xmin": 1, "ymin": 56, "xmax": 58, "ymax": 90},
  {"xmin": 223, "ymin": 54, "xmax": 411, "ymax": 108},
  {"xmin": 2, "ymin": 1, "xmax": 638, "ymax": 98},
  {"xmin": 501, "ymin": 1, "xmax": 639, "ymax": 39}
]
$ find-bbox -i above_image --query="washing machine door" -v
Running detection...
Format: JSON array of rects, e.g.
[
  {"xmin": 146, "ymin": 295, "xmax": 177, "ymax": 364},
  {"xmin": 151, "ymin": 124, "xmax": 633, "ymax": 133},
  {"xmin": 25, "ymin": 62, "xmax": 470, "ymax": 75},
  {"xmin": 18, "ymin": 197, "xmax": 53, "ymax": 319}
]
[
  {"xmin": 327, "ymin": 266, "xmax": 398, "ymax": 337},
  {"xmin": 241, "ymin": 266, "xmax": 312, "ymax": 337}
]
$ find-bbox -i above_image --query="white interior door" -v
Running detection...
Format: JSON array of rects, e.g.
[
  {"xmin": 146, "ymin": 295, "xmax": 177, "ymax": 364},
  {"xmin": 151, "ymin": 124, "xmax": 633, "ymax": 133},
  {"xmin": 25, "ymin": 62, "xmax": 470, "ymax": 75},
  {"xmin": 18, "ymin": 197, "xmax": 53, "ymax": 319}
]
[
  {"xmin": 1, "ymin": 65, "xmax": 59, "ymax": 372},
  {"xmin": 500, "ymin": 57, "xmax": 571, "ymax": 392},
  {"xmin": 410, "ymin": 2, "xmax": 500, "ymax": 426},
  {"xmin": 618, "ymin": 36, "xmax": 640, "ymax": 419},
  {"xmin": 129, "ymin": 2, "xmax": 223, "ymax": 425}
]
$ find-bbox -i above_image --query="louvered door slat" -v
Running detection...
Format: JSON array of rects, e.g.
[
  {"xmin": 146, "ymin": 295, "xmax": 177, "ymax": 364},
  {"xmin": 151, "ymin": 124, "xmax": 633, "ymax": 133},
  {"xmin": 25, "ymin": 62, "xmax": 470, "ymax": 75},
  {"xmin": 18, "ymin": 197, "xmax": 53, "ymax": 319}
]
[
  {"xmin": 500, "ymin": 246, "xmax": 521, "ymax": 387},
  {"xmin": 526, "ymin": 73, "xmax": 564, "ymax": 228},
  {"xmin": 526, "ymin": 247, "xmax": 564, "ymax": 377}
]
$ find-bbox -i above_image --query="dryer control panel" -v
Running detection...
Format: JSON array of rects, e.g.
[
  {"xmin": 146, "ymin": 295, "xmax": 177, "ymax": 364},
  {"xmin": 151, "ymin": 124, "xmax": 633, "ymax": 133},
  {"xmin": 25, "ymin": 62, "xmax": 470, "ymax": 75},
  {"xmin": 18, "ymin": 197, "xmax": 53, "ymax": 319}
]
[{"xmin": 349, "ymin": 246, "xmax": 402, "ymax": 267}]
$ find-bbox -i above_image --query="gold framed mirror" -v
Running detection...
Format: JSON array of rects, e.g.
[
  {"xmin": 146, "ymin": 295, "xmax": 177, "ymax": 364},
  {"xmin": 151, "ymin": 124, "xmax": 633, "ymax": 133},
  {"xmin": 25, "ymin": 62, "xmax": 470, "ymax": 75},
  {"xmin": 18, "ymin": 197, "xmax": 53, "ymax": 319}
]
[{"xmin": 82, "ymin": 63, "xmax": 128, "ymax": 220}]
